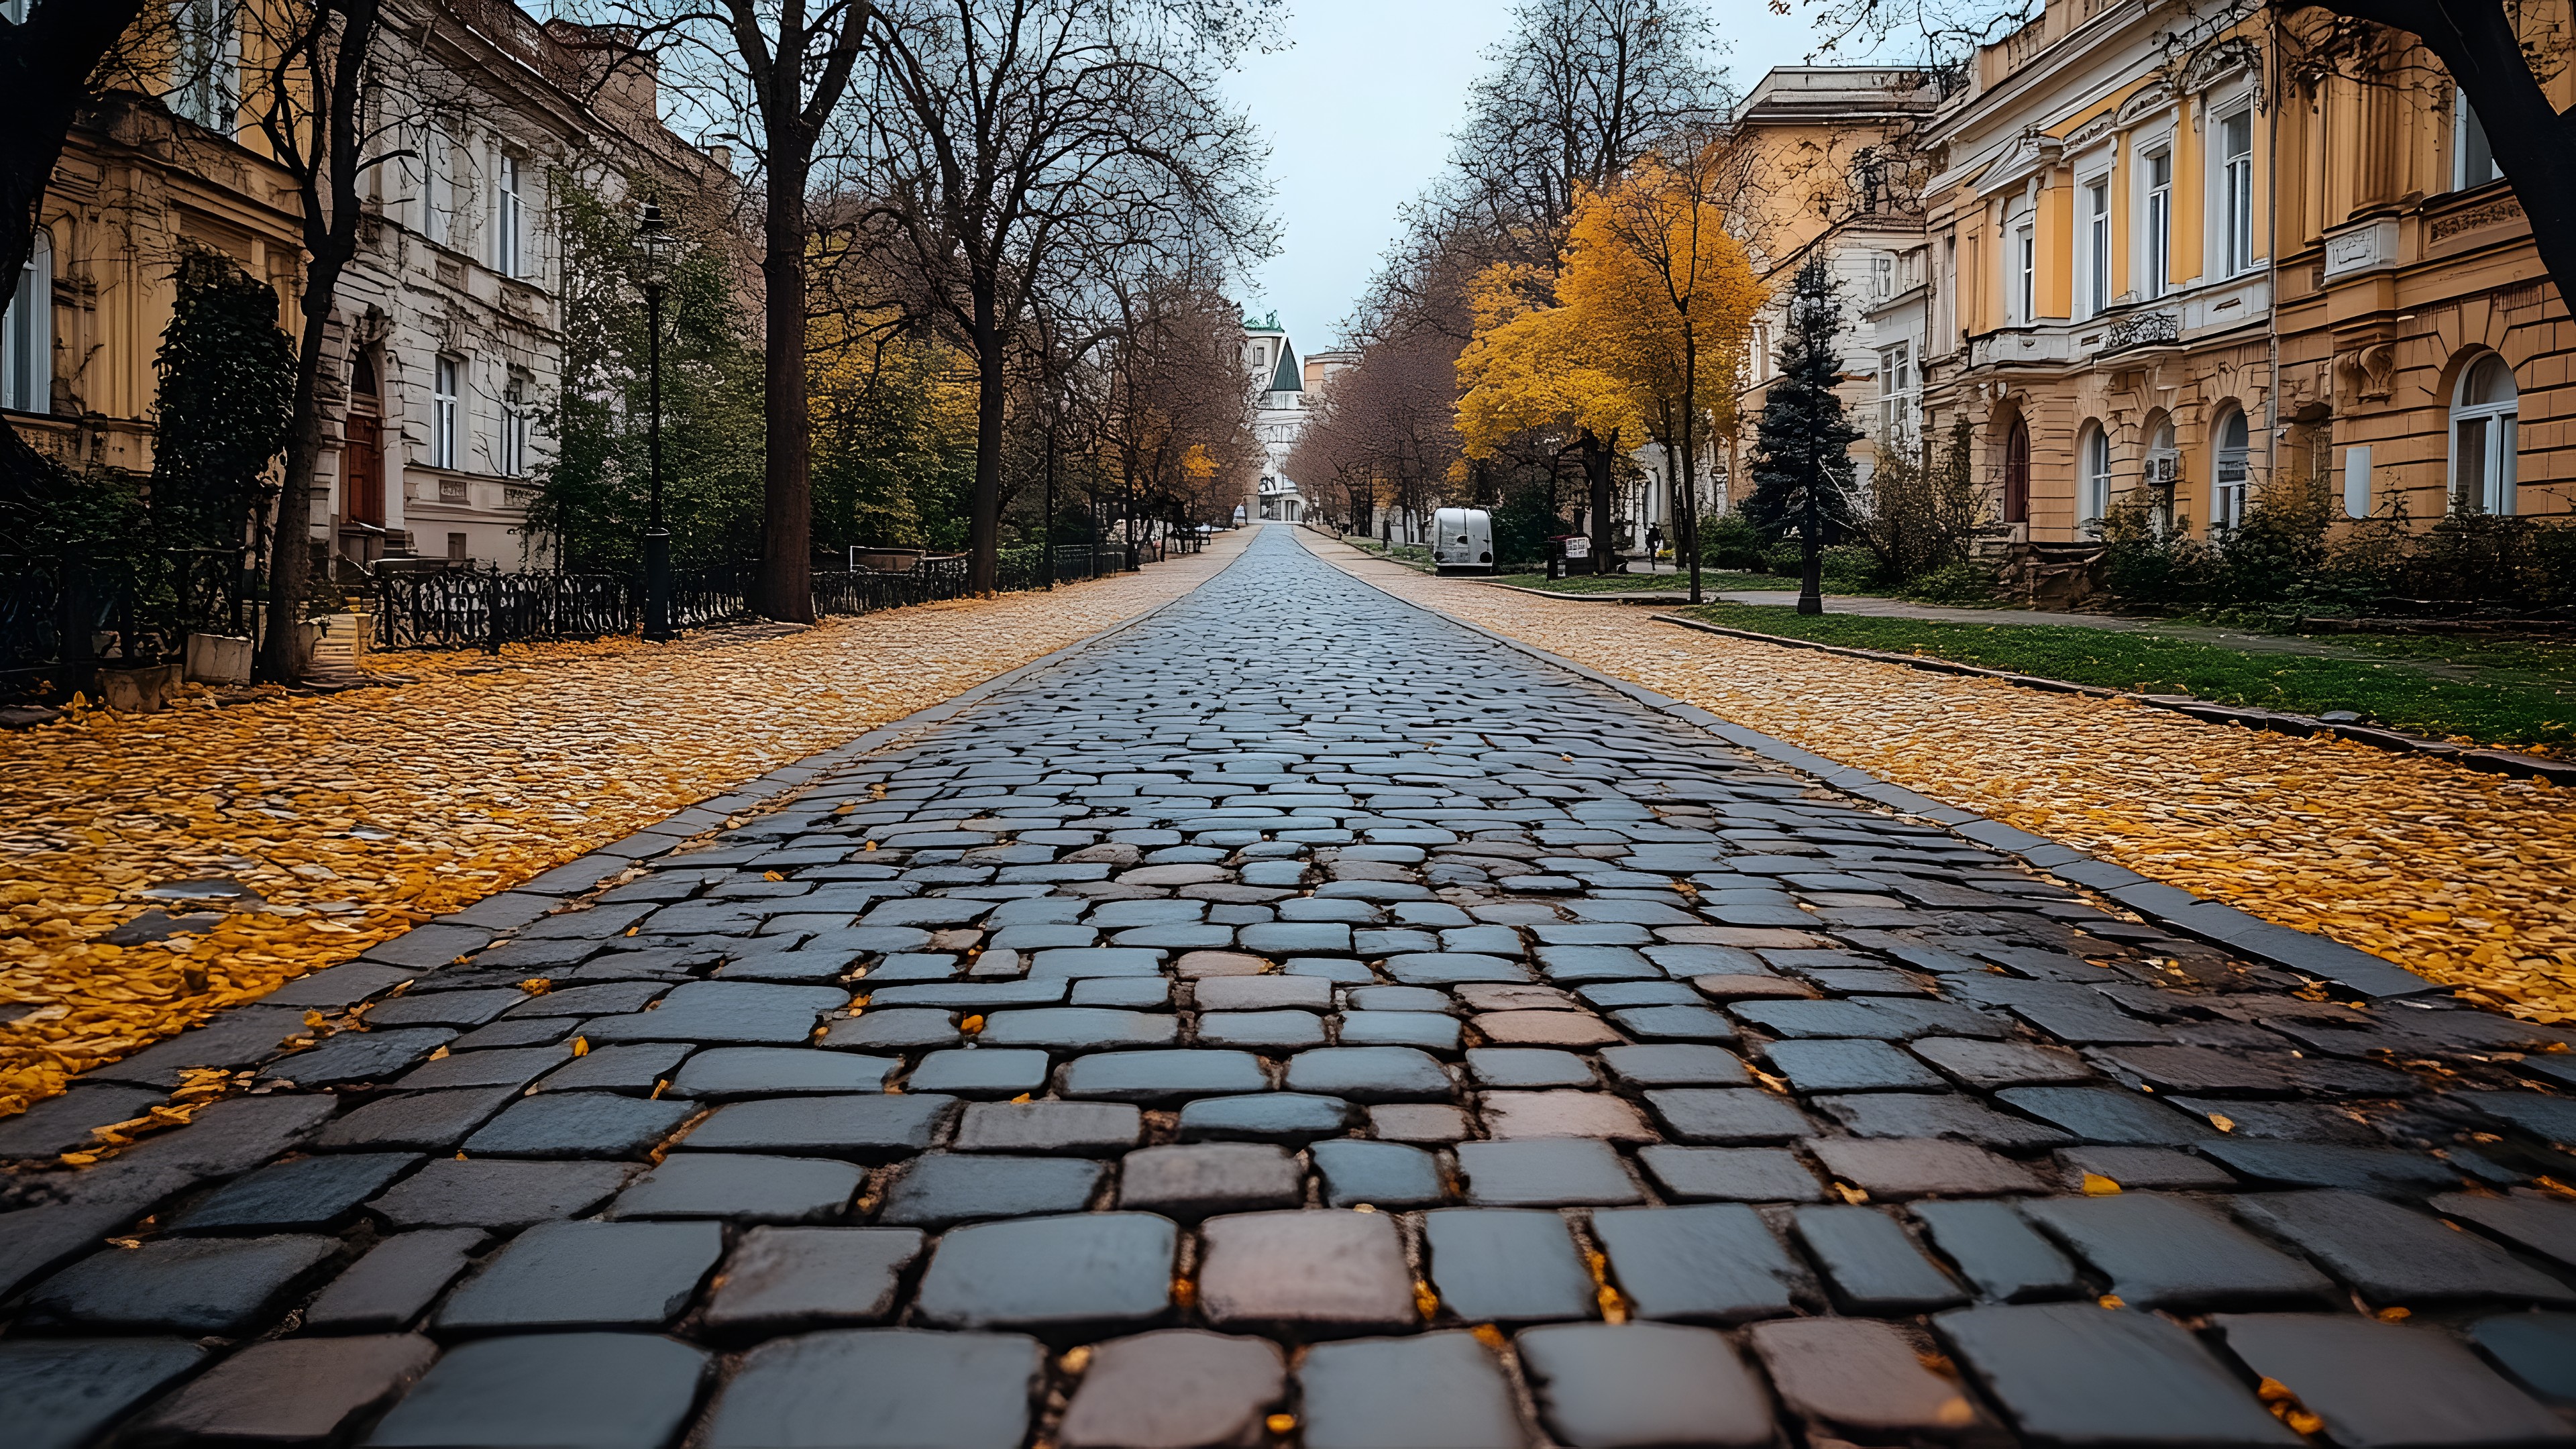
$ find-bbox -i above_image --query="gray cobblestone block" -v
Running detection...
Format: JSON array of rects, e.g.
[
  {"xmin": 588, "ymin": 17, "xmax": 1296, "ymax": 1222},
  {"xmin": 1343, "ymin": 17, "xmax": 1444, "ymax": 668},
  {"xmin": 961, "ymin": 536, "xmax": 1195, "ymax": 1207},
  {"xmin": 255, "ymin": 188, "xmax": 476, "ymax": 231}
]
[
  {"xmin": 2233, "ymin": 1190, "xmax": 2576, "ymax": 1305},
  {"xmin": 1120, "ymin": 1143, "xmax": 1303, "ymax": 1217},
  {"xmin": 368, "ymin": 989, "xmax": 525, "ymax": 1030},
  {"xmin": 1792, "ymin": 1205, "xmax": 1969, "ymax": 1313},
  {"xmin": 504, "ymin": 981, "xmax": 669, "ymax": 1018},
  {"xmin": 977, "ymin": 1007, "xmax": 1181, "ymax": 1051},
  {"xmin": 366, "ymin": 1159, "xmax": 635, "ymax": 1230},
  {"xmin": 1283, "ymin": 1046, "xmax": 1452, "ymax": 1102},
  {"xmin": 1597, "ymin": 1044, "xmax": 1750, "ymax": 1088},
  {"xmin": 1454, "ymin": 1138, "xmax": 1642, "ymax": 1206},
  {"xmin": 904, "ymin": 1048, "xmax": 1050, "ymax": 1096},
  {"xmin": 1335, "ymin": 1010, "xmax": 1462, "ymax": 1052},
  {"xmin": 1195, "ymin": 1209, "xmax": 1417, "ymax": 1336},
  {"xmin": 1311, "ymin": 1140, "xmax": 1446, "ymax": 1209},
  {"xmin": 462, "ymin": 1092, "xmax": 695, "ymax": 1160},
  {"xmin": 1749, "ymin": 1318, "xmax": 1982, "ymax": 1438},
  {"xmin": 2434, "ymin": 1191, "xmax": 2576, "ymax": 1269},
  {"xmin": 676, "ymin": 1093, "xmax": 955, "ymax": 1160},
  {"xmin": 1073, "ymin": 976, "xmax": 1173, "ymax": 1008},
  {"xmin": 880, "ymin": 1153, "xmax": 1104, "ymax": 1227},
  {"xmin": 822, "ymin": 1008, "xmax": 961, "ymax": 1051},
  {"xmin": 1197, "ymin": 1009, "xmax": 1328, "ymax": 1051},
  {"xmin": 2020, "ymin": 1193, "xmax": 2337, "ymax": 1309},
  {"xmin": 1177, "ymin": 1091, "xmax": 1353, "ymax": 1144},
  {"xmin": 1643, "ymin": 1087, "xmax": 1812, "ymax": 1144},
  {"xmin": 533, "ymin": 1042, "xmax": 694, "ymax": 1095},
  {"xmin": 670, "ymin": 1045, "xmax": 895, "ymax": 1097},
  {"xmin": 1472, "ymin": 1010, "xmax": 1621, "ymax": 1048},
  {"xmin": 582, "ymin": 981, "xmax": 847, "ymax": 1044},
  {"xmin": 3, "ymin": 1338, "xmax": 208, "ymax": 1449},
  {"xmin": 1297, "ymin": 1332, "xmax": 1525, "ymax": 1449},
  {"xmin": 1058, "ymin": 1328, "xmax": 1288, "ymax": 1449},
  {"xmin": 913, "ymin": 1212, "xmax": 1175, "ymax": 1336},
  {"xmin": 1195, "ymin": 975, "xmax": 1333, "ymax": 1010},
  {"xmin": 1811, "ymin": 1092, "xmax": 2076, "ymax": 1149},
  {"xmin": 1519, "ymin": 1322, "xmax": 1776, "ymax": 1448},
  {"xmin": 0, "ymin": 1085, "xmax": 168, "ymax": 1159},
  {"xmin": 608, "ymin": 1153, "xmax": 863, "ymax": 1222},
  {"xmin": 1910, "ymin": 1199, "xmax": 2083, "ymax": 1302},
  {"xmin": 25, "ymin": 1233, "xmax": 339, "ymax": 1335},
  {"xmin": 701, "ymin": 1328, "xmax": 1042, "ymax": 1449},
  {"xmin": 260, "ymin": 961, "xmax": 425, "ymax": 1010},
  {"xmin": 435, "ymin": 1220, "xmax": 722, "ymax": 1332},
  {"xmin": 392, "ymin": 1048, "xmax": 569, "ymax": 1093},
  {"xmin": 168, "ymin": 1151, "xmax": 421, "ymax": 1234},
  {"xmin": 953, "ymin": 1099, "xmax": 1144, "ymax": 1154},
  {"xmin": 1766, "ymin": 1038, "xmax": 1947, "ymax": 1093},
  {"xmin": 2198, "ymin": 1140, "xmax": 2463, "ymax": 1197},
  {"xmin": 303, "ymin": 1229, "xmax": 486, "ymax": 1332},
  {"xmin": 1637, "ymin": 1145, "xmax": 1824, "ymax": 1202},
  {"xmin": 314, "ymin": 1083, "xmax": 520, "ymax": 1150},
  {"xmin": 1937, "ymin": 1304, "xmax": 2301, "ymax": 1446},
  {"xmin": 1480, "ymin": 1090, "xmax": 1656, "ymax": 1142},
  {"xmin": 2212, "ymin": 1313, "xmax": 2573, "ymax": 1448},
  {"xmin": 2469, "ymin": 1313, "xmax": 2576, "ymax": 1405},
  {"xmin": 1804, "ymin": 1138, "xmax": 2047, "ymax": 1198},
  {"xmin": 1385, "ymin": 952, "xmax": 1531, "ymax": 986},
  {"xmin": 1423, "ymin": 1208, "xmax": 1595, "ymax": 1324},
  {"xmin": 266, "ymin": 1028, "xmax": 460, "ymax": 1086},
  {"xmin": 365, "ymin": 1332, "xmax": 712, "ymax": 1448},
  {"xmin": 133, "ymin": 1332, "xmax": 439, "ymax": 1444},
  {"xmin": 362, "ymin": 922, "xmax": 495, "ymax": 969},
  {"xmin": 1062, "ymin": 1049, "xmax": 1270, "ymax": 1103},
  {"xmin": 1593, "ymin": 1204, "xmax": 1803, "ymax": 1323},
  {"xmin": 84, "ymin": 1008, "xmax": 306, "ymax": 1088},
  {"xmin": 2056, "ymin": 1144, "xmax": 2237, "ymax": 1189},
  {"xmin": 1909, "ymin": 1036, "xmax": 2096, "ymax": 1088},
  {"xmin": 1467, "ymin": 1048, "xmax": 1598, "ymax": 1089},
  {"xmin": 702, "ymin": 1226, "xmax": 925, "ymax": 1336}
]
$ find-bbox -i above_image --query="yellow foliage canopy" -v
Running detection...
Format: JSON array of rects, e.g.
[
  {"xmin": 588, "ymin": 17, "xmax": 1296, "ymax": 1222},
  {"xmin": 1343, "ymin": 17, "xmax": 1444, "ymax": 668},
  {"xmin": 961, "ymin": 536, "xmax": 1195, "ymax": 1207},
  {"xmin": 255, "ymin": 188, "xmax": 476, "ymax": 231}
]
[{"xmin": 1455, "ymin": 151, "xmax": 1764, "ymax": 461}]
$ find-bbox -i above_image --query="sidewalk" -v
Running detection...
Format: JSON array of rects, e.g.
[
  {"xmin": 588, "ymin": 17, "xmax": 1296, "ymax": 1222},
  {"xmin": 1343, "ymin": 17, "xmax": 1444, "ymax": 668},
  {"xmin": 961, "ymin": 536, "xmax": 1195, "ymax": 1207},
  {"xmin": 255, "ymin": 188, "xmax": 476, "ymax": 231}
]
[{"xmin": 0, "ymin": 535, "xmax": 1248, "ymax": 1114}]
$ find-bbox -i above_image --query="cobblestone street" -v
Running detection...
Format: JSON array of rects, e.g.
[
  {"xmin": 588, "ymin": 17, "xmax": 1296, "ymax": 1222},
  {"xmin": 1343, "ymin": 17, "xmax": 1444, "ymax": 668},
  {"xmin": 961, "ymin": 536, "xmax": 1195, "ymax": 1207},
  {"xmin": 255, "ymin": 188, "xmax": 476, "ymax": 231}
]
[{"xmin": 6, "ymin": 524, "xmax": 2575, "ymax": 1448}]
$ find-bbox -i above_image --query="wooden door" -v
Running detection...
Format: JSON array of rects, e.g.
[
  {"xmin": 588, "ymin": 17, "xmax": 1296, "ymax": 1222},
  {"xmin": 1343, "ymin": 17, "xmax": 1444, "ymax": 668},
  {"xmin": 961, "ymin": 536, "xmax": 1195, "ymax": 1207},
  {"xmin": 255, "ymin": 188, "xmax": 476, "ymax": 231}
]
[
  {"xmin": 2003, "ymin": 419, "xmax": 2031, "ymax": 524},
  {"xmin": 345, "ymin": 413, "xmax": 384, "ymax": 525}
]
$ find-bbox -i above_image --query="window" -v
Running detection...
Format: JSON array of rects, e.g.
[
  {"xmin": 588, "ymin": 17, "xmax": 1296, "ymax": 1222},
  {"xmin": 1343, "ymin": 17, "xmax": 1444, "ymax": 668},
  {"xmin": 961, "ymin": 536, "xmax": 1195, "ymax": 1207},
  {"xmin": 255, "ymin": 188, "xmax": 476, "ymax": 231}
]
[
  {"xmin": 169, "ymin": 0, "xmax": 239, "ymax": 133},
  {"xmin": 2080, "ymin": 423, "xmax": 2112, "ymax": 529},
  {"xmin": 446, "ymin": 533, "xmax": 468, "ymax": 561},
  {"xmin": 432, "ymin": 357, "xmax": 460, "ymax": 469},
  {"xmin": 2, "ymin": 226, "xmax": 50, "ymax": 414},
  {"xmin": 500, "ymin": 376, "xmax": 528, "ymax": 478},
  {"xmin": 2014, "ymin": 219, "xmax": 2035, "ymax": 323},
  {"xmin": 2451, "ymin": 354, "xmax": 2519, "ymax": 515},
  {"xmin": 2221, "ymin": 110, "xmax": 2255, "ymax": 276},
  {"xmin": 2213, "ymin": 409, "xmax": 2250, "ymax": 530},
  {"xmin": 494, "ymin": 152, "xmax": 523, "ymax": 278},
  {"xmin": 2082, "ymin": 179, "xmax": 2110, "ymax": 319},
  {"xmin": 1876, "ymin": 341, "xmax": 1916, "ymax": 438},
  {"xmin": 2145, "ymin": 147, "xmax": 2173, "ymax": 299},
  {"xmin": 1752, "ymin": 322, "xmax": 1772, "ymax": 381},
  {"xmin": 2457, "ymin": 94, "xmax": 2501, "ymax": 190},
  {"xmin": 2003, "ymin": 418, "xmax": 2031, "ymax": 523},
  {"xmin": 1870, "ymin": 253, "xmax": 1896, "ymax": 300}
]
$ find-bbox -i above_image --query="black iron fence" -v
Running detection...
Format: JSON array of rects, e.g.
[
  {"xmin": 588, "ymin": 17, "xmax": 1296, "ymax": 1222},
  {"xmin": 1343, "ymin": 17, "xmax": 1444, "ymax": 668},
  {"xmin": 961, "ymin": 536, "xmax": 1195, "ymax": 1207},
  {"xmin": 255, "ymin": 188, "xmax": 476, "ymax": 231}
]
[
  {"xmin": 370, "ymin": 538, "xmax": 1177, "ymax": 655},
  {"xmin": 1, "ymin": 549, "xmax": 256, "ymax": 700}
]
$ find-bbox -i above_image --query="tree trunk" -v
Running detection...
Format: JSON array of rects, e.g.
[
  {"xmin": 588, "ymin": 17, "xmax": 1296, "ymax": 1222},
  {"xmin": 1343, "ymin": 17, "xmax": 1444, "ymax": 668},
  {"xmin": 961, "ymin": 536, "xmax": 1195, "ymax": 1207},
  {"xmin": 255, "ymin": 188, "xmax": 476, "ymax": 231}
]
[
  {"xmin": 0, "ymin": 1, "xmax": 152, "ymax": 483},
  {"xmin": 1678, "ymin": 340, "xmax": 1702, "ymax": 606},
  {"xmin": 255, "ymin": 258, "xmax": 345, "ymax": 682},
  {"xmin": 756, "ymin": 139, "xmax": 814, "ymax": 622},
  {"xmin": 1580, "ymin": 429, "xmax": 1615, "ymax": 575},
  {"xmin": 968, "ymin": 303, "xmax": 1004, "ymax": 594}
]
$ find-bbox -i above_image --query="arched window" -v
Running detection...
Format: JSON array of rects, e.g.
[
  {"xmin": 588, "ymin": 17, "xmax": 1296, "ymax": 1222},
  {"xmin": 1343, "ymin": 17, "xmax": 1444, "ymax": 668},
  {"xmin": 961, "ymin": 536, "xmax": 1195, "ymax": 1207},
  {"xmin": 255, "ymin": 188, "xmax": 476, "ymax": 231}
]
[
  {"xmin": 2079, "ymin": 423, "xmax": 2112, "ymax": 531},
  {"xmin": 2212, "ymin": 408, "xmax": 2250, "ymax": 531},
  {"xmin": 2, "ymin": 226, "xmax": 50, "ymax": 415},
  {"xmin": 2002, "ymin": 417, "xmax": 2031, "ymax": 523},
  {"xmin": 2451, "ymin": 354, "xmax": 2518, "ymax": 515}
]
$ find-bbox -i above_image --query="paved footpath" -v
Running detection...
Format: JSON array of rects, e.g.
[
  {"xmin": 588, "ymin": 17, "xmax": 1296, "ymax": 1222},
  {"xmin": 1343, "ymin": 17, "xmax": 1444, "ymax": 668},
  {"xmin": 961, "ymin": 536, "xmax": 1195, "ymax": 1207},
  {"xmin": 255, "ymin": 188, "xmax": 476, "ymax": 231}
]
[{"xmin": 6, "ymin": 525, "xmax": 2576, "ymax": 1448}]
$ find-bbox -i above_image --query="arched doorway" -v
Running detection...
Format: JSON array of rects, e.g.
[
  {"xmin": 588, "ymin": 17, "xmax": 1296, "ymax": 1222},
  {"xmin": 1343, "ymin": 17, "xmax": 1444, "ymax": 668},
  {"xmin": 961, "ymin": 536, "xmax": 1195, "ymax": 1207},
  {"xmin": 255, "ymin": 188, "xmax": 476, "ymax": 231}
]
[{"xmin": 2003, "ymin": 417, "xmax": 2031, "ymax": 524}]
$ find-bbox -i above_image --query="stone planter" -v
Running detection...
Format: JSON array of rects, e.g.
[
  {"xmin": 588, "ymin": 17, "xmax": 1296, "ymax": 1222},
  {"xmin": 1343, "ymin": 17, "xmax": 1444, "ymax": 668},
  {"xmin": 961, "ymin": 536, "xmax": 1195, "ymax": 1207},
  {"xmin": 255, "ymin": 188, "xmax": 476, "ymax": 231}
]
[
  {"xmin": 97, "ymin": 662, "xmax": 183, "ymax": 713},
  {"xmin": 185, "ymin": 632, "xmax": 254, "ymax": 686}
]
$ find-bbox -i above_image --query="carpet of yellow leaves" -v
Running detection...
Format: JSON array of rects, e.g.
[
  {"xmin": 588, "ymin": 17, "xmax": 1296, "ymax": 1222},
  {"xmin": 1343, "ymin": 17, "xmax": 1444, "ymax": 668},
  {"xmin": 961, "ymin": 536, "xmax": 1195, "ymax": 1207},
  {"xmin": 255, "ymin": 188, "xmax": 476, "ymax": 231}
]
[
  {"xmin": 0, "ymin": 537, "xmax": 1245, "ymax": 1116},
  {"xmin": 1315, "ymin": 538, "xmax": 2576, "ymax": 1024}
]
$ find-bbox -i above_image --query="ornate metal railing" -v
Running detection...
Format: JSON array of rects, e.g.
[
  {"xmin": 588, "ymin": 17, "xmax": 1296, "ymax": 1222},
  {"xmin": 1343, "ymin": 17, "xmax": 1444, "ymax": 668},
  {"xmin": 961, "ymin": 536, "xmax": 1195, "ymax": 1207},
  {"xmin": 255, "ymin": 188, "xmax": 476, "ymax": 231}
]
[{"xmin": 1, "ymin": 549, "xmax": 258, "ymax": 699}]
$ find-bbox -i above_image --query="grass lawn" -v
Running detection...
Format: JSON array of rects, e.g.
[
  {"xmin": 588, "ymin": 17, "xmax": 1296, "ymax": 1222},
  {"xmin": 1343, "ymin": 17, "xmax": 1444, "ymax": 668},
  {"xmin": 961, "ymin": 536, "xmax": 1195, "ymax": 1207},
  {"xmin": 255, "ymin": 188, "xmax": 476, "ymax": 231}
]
[
  {"xmin": 1679, "ymin": 603, "xmax": 2576, "ymax": 753},
  {"xmin": 1491, "ymin": 570, "xmax": 1811, "ymax": 593}
]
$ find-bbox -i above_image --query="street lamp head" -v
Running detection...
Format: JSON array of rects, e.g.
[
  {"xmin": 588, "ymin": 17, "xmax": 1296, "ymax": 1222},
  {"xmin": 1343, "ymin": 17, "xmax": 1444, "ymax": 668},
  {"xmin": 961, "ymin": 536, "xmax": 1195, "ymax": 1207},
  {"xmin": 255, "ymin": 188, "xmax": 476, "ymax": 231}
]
[{"xmin": 630, "ymin": 201, "xmax": 683, "ymax": 292}]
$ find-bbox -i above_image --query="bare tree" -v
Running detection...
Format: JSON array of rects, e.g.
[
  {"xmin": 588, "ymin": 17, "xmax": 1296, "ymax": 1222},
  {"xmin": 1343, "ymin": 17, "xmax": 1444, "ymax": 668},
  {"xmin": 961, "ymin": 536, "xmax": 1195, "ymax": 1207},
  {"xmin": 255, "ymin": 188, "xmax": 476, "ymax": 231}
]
[
  {"xmin": 0, "ymin": 0, "xmax": 154, "ymax": 487},
  {"xmin": 246, "ymin": 0, "xmax": 388, "ymax": 681},
  {"xmin": 854, "ymin": 0, "xmax": 1271, "ymax": 593}
]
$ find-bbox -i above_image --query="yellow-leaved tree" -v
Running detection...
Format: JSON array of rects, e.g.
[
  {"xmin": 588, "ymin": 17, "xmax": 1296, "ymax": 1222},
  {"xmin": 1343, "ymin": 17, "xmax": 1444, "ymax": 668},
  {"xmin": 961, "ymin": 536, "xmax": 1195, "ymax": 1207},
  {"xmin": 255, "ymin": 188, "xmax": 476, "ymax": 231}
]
[
  {"xmin": 1560, "ymin": 147, "xmax": 1764, "ymax": 601},
  {"xmin": 1457, "ymin": 142, "xmax": 1762, "ymax": 585}
]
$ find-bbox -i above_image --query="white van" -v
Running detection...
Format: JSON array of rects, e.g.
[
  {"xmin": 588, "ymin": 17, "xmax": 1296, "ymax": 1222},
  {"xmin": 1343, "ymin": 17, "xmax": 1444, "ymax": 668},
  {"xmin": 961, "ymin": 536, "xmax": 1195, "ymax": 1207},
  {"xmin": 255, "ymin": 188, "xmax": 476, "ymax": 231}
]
[{"xmin": 1432, "ymin": 507, "xmax": 1495, "ymax": 574}]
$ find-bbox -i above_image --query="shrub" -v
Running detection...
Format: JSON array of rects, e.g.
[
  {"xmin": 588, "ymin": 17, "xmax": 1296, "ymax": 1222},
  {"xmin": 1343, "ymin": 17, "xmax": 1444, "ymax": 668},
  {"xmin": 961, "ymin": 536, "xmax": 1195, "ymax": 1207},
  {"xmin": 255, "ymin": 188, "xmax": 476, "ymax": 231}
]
[
  {"xmin": 1905, "ymin": 560, "xmax": 1997, "ymax": 605},
  {"xmin": 1697, "ymin": 513, "xmax": 1767, "ymax": 570}
]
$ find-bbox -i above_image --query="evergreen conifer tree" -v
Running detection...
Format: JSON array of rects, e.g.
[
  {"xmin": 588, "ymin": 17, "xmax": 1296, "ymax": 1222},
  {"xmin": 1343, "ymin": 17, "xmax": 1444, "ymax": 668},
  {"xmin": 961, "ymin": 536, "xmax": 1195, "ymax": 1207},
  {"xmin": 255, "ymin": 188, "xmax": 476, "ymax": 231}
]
[{"xmin": 1742, "ymin": 254, "xmax": 1862, "ymax": 612}]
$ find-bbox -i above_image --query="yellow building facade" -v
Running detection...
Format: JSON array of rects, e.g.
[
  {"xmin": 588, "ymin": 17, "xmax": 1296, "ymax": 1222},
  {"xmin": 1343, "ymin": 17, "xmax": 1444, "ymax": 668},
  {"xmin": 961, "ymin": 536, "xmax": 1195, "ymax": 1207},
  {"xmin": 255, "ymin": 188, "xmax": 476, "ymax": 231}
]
[{"xmin": 1904, "ymin": 0, "xmax": 2571, "ymax": 545}]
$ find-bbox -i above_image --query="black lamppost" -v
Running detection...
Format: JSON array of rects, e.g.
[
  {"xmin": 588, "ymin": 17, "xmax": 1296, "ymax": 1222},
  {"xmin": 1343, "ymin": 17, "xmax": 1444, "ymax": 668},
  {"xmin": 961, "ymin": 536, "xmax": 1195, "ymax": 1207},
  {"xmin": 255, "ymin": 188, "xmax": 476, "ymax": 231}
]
[{"xmin": 631, "ymin": 202, "xmax": 682, "ymax": 641}]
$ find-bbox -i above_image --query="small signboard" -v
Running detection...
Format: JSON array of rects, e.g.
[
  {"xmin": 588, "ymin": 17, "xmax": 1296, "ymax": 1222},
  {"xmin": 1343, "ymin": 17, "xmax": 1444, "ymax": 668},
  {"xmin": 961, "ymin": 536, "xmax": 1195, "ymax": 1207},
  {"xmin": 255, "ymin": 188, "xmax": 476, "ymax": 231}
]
[{"xmin": 1560, "ymin": 535, "xmax": 1591, "ymax": 560}]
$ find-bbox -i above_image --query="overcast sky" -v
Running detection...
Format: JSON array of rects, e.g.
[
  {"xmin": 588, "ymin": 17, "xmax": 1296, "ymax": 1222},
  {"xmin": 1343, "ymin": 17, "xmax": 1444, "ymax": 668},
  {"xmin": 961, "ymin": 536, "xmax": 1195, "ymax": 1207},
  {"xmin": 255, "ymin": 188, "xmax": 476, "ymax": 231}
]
[{"xmin": 1221, "ymin": 0, "xmax": 1827, "ymax": 350}]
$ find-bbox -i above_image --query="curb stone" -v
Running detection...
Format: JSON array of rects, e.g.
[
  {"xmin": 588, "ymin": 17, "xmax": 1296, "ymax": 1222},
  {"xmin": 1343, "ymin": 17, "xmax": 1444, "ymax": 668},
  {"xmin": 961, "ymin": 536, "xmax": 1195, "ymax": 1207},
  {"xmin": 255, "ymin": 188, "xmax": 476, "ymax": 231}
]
[
  {"xmin": 1309, "ymin": 535, "xmax": 2443, "ymax": 1002},
  {"xmin": 1650, "ymin": 612, "xmax": 2576, "ymax": 787}
]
